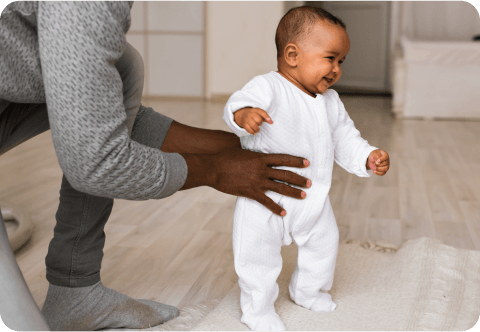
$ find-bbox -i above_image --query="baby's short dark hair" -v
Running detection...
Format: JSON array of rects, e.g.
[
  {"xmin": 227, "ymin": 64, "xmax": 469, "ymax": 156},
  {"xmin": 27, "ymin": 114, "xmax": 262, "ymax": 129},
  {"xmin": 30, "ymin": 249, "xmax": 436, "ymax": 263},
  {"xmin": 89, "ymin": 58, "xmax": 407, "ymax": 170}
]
[{"xmin": 275, "ymin": 6, "xmax": 346, "ymax": 58}]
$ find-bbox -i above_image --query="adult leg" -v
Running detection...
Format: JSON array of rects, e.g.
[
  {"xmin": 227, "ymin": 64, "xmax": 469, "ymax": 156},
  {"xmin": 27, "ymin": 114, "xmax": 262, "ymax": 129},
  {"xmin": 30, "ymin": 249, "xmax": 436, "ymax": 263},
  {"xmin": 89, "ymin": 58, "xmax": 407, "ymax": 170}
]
[
  {"xmin": 233, "ymin": 197, "xmax": 286, "ymax": 331},
  {"xmin": 0, "ymin": 100, "xmax": 159, "ymax": 331},
  {"xmin": 41, "ymin": 43, "xmax": 178, "ymax": 330},
  {"xmin": 289, "ymin": 204, "xmax": 339, "ymax": 313}
]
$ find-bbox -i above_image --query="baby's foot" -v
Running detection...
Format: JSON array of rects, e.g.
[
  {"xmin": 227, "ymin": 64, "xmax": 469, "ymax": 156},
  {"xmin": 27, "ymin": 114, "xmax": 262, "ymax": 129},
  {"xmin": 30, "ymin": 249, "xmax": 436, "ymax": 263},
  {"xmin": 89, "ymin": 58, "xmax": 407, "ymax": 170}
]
[
  {"xmin": 310, "ymin": 292, "xmax": 337, "ymax": 313},
  {"xmin": 253, "ymin": 312, "xmax": 286, "ymax": 331}
]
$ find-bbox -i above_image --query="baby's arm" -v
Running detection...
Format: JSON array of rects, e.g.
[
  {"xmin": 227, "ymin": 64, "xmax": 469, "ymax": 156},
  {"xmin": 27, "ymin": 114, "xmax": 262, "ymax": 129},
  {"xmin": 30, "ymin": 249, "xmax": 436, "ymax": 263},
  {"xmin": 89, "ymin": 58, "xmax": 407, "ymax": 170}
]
[
  {"xmin": 330, "ymin": 91, "xmax": 378, "ymax": 177},
  {"xmin": 223, "ymin": 76, "xmax": 274, "ymax": 137},
  {"xmin": 234, "ymin": 107, "xmax": 273, "ymax": 135}
]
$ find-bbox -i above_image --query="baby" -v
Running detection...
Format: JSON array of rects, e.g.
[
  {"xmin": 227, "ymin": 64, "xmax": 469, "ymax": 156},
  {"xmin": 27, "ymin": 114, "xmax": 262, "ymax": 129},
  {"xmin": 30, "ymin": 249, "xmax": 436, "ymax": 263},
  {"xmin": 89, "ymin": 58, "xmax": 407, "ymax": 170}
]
[{"xmin": 223, "ymin": 6, "xmax": 390, "ymax": 331}]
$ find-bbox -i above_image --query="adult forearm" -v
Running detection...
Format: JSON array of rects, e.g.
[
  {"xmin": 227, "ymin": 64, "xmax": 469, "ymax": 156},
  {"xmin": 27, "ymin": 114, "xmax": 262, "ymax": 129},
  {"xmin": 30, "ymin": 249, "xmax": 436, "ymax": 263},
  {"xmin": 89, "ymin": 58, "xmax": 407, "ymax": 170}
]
[
  {"xmin": 178, "ymin": 153, "xmax": 216, "ymax": 190},
  {"xmin": 161, "ymin": 120, "xmax": 241, "ymax": 154}
]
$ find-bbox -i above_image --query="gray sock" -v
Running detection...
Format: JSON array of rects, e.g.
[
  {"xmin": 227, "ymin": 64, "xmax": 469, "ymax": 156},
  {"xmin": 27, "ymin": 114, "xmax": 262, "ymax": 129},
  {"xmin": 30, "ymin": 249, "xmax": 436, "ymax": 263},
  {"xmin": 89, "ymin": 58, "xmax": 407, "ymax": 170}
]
[{"xmin": 41, "ymin": 281, "xmax": 179, "ymax": 331}]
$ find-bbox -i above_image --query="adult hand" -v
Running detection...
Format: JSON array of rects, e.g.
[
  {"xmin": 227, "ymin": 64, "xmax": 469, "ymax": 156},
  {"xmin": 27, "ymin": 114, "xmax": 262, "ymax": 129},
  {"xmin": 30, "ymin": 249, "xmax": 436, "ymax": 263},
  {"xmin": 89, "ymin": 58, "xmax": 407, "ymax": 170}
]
[
  {"xmin": 180, "ymin": 148, "xmax": 311, "ymax": 216},
  {"xmin": 163, "ymin": 121, "xmax": 310, "ymax": 215}
]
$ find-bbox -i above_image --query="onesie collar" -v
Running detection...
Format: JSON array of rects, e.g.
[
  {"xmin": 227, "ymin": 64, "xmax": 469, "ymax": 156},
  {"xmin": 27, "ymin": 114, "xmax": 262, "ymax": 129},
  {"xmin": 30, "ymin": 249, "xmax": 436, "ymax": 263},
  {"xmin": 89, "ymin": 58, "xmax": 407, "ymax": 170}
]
[{"xmin": 271, "ymin": 71, "xmax": 325, "ymax": 102}]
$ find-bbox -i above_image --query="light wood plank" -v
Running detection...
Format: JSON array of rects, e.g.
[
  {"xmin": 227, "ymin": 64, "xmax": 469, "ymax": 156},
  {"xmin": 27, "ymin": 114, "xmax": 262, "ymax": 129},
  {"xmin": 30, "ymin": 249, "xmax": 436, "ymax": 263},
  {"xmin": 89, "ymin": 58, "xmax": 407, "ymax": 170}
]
[
  {"xmin": 433, "ymin": 221, "xmax": 475, "ymax": 250},
  {"xmin": 397, "ymin": 147, "xmax": 436, "ymax": 241},
  {"xmin": 140, "ymin": 230, "xmax": 227, "ymax": 307},
  {"xmin": 177, "ymin": 235, "xmax": 236, "ymax": 307},
  {"xmin": 459, "ymin": 201, "xmax": 480, "ymax": 250},
  {"xmin": 202, "ymin": 197, "xmax": 235, "ymax": 233},
  {"xmin": 367, "ymin": 218, "xmax": 402, "ymax": 247},
  {"xmin": 418, "ymin": 148, "xmax": 464, "ymax": 223}
]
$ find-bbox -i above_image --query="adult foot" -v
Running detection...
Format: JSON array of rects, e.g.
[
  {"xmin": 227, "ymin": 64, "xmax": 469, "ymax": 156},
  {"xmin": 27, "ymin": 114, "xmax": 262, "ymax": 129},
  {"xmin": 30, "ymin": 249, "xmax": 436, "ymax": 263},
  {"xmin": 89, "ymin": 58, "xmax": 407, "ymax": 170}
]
[{"xmin": 41, "ymin": 281, "xmax": 178, "ymax": 330}]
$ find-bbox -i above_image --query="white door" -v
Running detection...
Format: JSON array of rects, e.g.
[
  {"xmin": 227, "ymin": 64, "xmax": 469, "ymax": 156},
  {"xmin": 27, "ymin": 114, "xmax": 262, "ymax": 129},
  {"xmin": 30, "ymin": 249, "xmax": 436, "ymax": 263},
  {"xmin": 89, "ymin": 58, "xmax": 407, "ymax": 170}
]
[{"xmin": 315, "ymin": 1, "xmax": 391, "ymax": 92}]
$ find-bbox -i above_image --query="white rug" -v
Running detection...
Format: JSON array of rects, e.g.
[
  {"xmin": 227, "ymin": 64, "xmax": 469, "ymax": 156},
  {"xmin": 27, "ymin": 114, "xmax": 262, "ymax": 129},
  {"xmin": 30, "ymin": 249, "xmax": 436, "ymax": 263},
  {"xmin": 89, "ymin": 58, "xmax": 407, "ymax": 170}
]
[
  {"xmin": 185, "ymin": 237, "xmax": 480, "ymax": 331},
  {"xmin": 191, "ymin": 238, "xmax": 480, "ymax": 331}
]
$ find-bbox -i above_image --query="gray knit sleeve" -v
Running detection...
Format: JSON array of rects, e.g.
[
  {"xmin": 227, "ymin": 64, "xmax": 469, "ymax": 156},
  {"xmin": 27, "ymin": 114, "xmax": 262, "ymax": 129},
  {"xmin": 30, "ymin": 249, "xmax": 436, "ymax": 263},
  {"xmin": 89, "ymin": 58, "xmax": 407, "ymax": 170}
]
[{"xmin": 37, "ymin": 2, "xmax": 187, "ymax": 200}]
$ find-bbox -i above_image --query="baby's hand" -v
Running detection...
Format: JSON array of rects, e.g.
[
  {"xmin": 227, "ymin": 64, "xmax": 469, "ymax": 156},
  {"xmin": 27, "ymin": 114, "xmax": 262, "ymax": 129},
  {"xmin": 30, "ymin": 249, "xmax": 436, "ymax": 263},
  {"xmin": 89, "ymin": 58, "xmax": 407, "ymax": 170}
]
[
  {"xmin": 367, "ymin": 149, "xmax": 390, "ymax": 176},
  {"xmin": 233, "ymin": 107, "xmax": 273, "ymax": 135}
]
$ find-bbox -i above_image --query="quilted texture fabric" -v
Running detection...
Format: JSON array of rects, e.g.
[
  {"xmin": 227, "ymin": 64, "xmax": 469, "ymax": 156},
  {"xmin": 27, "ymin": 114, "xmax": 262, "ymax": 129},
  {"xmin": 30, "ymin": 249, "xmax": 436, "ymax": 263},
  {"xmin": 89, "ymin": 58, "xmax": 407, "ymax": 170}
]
[{"xmin": 223, "ymin": 72, "xmax": 377, "ymax": 178}]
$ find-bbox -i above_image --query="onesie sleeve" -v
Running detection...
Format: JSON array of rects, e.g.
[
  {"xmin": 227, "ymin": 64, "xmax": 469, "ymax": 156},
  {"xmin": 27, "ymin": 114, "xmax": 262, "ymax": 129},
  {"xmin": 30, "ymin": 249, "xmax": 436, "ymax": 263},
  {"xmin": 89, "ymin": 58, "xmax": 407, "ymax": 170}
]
[
  {"xmin": 330, "ymin": 90, "xmax": 377, "ymax": 177},
  {"xmin": 223, "ymin": 75, "xmax": 274, "ymax": 137},
  {"xmin": 37, "ymin": 2, "xmax": 187, "ymax": 200}
]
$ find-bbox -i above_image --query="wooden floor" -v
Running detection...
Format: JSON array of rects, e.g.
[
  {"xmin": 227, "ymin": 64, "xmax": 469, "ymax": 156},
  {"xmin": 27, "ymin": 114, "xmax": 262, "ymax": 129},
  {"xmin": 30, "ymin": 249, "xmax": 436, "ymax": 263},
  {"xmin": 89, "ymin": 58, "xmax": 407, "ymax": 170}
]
[{"xmin": 1, "ymin": 96, "xmax": 480, "ymax": 312}]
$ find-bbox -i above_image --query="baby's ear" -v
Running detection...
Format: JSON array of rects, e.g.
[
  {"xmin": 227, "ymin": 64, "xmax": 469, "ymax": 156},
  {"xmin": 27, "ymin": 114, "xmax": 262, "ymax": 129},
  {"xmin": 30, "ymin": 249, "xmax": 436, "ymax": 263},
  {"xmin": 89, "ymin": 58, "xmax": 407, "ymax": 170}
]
[{"xmin": 284, "ymin": 44, "xmax": 299, "ymax": 67}]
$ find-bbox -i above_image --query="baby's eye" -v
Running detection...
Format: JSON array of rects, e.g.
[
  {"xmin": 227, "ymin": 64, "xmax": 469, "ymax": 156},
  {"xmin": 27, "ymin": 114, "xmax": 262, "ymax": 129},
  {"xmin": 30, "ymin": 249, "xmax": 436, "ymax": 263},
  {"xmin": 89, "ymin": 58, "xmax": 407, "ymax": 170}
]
[{"xmin": 326, "ymin": 56, "xmax": 334, "ymax": 61}]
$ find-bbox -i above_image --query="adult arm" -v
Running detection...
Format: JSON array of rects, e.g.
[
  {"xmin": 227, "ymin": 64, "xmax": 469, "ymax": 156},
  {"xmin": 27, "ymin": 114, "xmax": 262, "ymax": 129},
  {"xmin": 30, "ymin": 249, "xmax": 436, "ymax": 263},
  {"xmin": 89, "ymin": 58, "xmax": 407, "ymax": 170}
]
[
  {"xmin": 38, "ymin": 2, "xmax": 309, "ymax": 213},
  {"xmin": 130, "ymin": 106, "xmax": 310, "ymax": 216},
  {"xmin": 128, "ymin": 89, "xmax": 310, "ymax": 216},
  {"xmin": 161, "ymin": 120, "xmax": 311, "ymax": 216},
  {"xmin": 37, "ymin": 2, "xmax": 185, "ymax": 200}
]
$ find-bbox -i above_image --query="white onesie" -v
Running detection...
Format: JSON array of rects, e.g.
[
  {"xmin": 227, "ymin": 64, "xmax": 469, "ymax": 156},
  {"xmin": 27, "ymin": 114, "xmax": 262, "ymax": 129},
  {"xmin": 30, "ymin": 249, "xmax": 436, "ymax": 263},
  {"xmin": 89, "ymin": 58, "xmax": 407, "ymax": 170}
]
[{"xmin": 223, "ymin": 71, "xmax": 377, "ymax": 331}]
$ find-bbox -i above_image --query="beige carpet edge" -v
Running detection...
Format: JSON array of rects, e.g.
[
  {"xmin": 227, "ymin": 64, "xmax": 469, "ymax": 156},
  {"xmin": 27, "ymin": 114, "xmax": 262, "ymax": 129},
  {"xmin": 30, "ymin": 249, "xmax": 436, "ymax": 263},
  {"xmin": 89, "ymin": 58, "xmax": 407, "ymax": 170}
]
[{"xmin": 190, "ymin": 237, "xmax": 480, "ymax": 331}]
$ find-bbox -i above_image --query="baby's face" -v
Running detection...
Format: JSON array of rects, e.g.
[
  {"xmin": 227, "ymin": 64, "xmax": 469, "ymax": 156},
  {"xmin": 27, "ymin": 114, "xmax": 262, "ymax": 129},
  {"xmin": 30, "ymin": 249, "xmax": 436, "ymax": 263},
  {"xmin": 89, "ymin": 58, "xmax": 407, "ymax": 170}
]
[{"xmin": 296, "ymin": 21, "xmax": 350, "ymax": 95}]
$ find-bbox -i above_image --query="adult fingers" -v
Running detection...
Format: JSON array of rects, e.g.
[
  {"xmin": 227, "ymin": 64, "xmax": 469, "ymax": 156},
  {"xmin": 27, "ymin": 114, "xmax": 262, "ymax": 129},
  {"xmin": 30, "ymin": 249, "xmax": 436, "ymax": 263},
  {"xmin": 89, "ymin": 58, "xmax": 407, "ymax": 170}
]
[
  {"xmin": 263, "ymin": 153, "xmax": 310, "ymax": 169},
  {"xmin": 267, "ymin": 179, "xmax": 306, "ymax": 200},
  {"xmin": 253, "ymin": 192, "xmax": 286, "ymax": 216},
  {"xmin": 268, "ymin": 167, "xmax": 311, "ymax": 188}
]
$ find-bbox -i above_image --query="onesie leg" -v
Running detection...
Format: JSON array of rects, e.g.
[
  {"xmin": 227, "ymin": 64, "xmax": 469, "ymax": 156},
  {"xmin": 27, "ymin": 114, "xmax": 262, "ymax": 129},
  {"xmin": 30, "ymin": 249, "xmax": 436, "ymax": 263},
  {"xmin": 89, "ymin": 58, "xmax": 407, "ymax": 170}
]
[
  {"xmin": 289, "ymin": 208, "xmax": 339, "ymax": 313},
  {"xmin": 233, "ymin": 197, "xmax": 286, "ymax": 331}
]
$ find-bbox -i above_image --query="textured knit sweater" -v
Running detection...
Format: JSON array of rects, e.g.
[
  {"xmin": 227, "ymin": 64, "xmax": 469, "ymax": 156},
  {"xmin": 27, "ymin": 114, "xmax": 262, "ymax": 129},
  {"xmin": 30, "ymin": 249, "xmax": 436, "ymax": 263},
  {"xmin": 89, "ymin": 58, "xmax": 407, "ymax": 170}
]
[{"xmin": 0, "ymin": 1, "xmax": 187, "ymax": 200}]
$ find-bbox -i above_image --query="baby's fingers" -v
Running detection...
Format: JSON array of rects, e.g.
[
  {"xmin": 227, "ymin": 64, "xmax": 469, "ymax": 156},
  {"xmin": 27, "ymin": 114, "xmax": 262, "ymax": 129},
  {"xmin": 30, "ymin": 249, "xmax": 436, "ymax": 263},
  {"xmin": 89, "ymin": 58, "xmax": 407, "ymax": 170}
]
[
  {"xmin": 252, "ymin": 108, "xmax": 273, "ymax": 124},
  {"xmin": 374, "ymin": 165, "xmax": 389, "ymax": 176},
  {"xmin": 375, "ymin": 159, "xmax": 390, "ymax": 167},
  {"xmin": 245, "ymin": 110, "xmax": 272, "ymax": 135},
  {"xmin": 244, "ymin": 123, "xmax": 258, "ymax": 135}
]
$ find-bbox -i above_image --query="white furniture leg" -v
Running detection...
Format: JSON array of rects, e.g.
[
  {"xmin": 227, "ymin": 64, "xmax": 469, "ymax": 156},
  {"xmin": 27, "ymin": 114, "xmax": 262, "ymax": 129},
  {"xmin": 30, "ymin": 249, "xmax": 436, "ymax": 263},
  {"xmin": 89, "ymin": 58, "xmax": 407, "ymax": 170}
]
[{"xmin": 0, "ymin": 207, "xmax": 49, "ymax": 331}]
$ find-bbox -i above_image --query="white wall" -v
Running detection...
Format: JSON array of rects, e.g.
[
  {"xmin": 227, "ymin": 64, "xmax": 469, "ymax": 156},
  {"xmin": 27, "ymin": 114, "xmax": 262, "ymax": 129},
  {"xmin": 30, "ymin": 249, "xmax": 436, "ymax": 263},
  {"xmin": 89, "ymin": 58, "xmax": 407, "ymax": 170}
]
[
  {"xmin": 126, "ymin": 2, "xmax": 204, "ymax": 98},
  {"xmin": 206, "ymin": 2, "xmax": 284, "ymax": 98}
]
